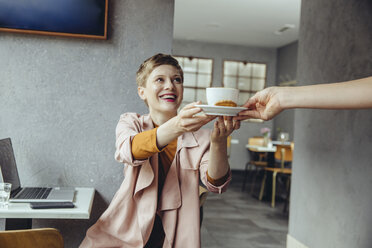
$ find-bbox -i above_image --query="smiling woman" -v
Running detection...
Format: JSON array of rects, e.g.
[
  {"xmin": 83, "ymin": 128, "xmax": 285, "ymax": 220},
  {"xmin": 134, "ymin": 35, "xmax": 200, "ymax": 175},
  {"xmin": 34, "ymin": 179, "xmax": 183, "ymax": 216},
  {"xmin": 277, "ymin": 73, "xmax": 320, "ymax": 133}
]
[
  {"xmin": 0, "ymin": 0, "xmax": 108, "ymax": 39},
  {"xmin": 79, "ymin": 53, "xmax": 240, "ymax": 248}
]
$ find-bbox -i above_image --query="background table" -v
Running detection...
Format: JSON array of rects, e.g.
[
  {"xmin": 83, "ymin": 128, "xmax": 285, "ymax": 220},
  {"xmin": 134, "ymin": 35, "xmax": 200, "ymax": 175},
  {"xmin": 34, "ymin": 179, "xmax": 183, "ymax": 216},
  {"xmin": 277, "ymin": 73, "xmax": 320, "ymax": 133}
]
[
  {"xmin": 246, "ymin": 144, "xmax": 277, "ymax": 153},
  {"xmin": 0, "ymin": 187, "xmax": 95, "ymax": 230}
]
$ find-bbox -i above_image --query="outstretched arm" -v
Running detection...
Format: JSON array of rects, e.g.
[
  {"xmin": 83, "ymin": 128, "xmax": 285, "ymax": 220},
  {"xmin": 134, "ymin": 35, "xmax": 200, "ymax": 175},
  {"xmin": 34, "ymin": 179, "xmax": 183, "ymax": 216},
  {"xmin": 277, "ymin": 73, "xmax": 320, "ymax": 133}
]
[{"xmin": 236, "ymin": 76, "xmax": 372, "ymax": 121}]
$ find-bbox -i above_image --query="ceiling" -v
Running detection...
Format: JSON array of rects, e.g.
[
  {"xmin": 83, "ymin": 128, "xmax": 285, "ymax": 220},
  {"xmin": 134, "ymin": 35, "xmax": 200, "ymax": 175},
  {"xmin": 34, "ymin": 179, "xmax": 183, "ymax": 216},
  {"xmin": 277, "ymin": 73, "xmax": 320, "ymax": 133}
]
[{"xmin": 173, "ymin": 0, "xmax": 302, "ymax": 48}]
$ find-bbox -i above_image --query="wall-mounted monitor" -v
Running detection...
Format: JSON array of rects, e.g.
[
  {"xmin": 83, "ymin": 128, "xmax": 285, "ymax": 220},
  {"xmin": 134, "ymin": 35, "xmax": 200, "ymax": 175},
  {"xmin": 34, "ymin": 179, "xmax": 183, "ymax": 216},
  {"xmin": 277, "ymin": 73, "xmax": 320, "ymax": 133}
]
[{"xmin": 0, "ymin": 0, "xmax": 108, "ymax": 39}]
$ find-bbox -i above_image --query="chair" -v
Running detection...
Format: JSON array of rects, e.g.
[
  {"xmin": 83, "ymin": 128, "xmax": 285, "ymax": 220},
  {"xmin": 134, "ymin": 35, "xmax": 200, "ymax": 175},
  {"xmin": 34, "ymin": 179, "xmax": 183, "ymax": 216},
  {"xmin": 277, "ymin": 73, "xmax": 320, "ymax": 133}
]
[
  {"xmin": 242, "ymin": 137, "xmax": 269, "ymax": 192},
  {"xmin": 259, "ymin": 142, "xmax": 294, "ymax": 210},
  {"xmin": 0, "ymin": 228, "xmax": 64, "ymax": 248}
]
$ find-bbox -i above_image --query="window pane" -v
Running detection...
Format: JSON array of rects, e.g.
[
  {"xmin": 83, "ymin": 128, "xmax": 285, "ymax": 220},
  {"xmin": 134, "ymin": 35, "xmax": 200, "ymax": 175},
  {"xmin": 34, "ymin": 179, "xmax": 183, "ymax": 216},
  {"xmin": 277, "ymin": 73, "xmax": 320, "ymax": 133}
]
[
  {"xmin": 238, "ymin": 92, "xmax": 251, "ymax": 106},
  {"xmin": 198, "ymin": 59, "xmax": 212, "ymax": 73},
  {"xmin": 184, "ymin": 72, "xmax": 196, "ymax": 87},
  {"xmin": 239, "ymin": 63, "xmax": 252, "ymax": 77},
  {"xmin": 223, "ymin": 76, "xmax": 237, "ymax": 88},
  {"xmin": 252, "ymin": 63, "xmax": 266, "ymax": 78},
  {"xmin": 251, "ymin": 78, "xmax": 265, "ymax": 91},
  {"xmin": 183, "ymin": 58, "xmax": 198, "ymax": 72},
  {"xmin": 224, "ymin": 61, "xmax": 238, "ymax": 76},
  {"xmin": 175, "ymin": 57, "xmax": 184, "ymax": 67},
  {"xmin": 197, "ymin": 74, "xmax": 211, "ymax": 88},
  {"xmin": 183, "ymin": 88, "xmax": 196, "ymax": 102},
  {"xmin": 237, "ymin": 77, "xmax": 251, "ymax": 91},
  {"xmin": 196, "ymin": 89, "xmax": 207, "ymax": 104}
]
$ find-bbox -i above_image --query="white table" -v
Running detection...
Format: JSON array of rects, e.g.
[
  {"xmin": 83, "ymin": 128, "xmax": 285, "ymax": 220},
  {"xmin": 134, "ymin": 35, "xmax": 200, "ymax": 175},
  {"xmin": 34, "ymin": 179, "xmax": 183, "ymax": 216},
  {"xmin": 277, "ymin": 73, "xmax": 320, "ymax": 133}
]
[
  {"xmin": 0, "ymin": 187, "xmax": 95, "ymax": 230},
  {"xmin": 246, "ymin": 144, "xmax": 277, "ymax": 152},
  {"xmin": 271, "ymin": 140, "xmax": 292, "ymax": 146}
]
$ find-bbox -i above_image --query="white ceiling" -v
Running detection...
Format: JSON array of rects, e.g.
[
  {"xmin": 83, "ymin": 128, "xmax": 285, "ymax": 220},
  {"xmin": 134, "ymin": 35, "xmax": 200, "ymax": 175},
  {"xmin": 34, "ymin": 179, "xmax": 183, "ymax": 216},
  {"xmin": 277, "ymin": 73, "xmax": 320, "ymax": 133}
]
[{"xmin": 173, "ymin": 0, "xmax": 302, "ymax": 48}]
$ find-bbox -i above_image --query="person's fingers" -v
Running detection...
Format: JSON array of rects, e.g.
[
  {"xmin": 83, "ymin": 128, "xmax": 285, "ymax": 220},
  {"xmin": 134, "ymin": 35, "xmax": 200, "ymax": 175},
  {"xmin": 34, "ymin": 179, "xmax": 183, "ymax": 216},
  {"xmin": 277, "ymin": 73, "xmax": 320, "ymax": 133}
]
[
  {"xmin": 212, "ymin": 120, "xmax": 220, "ymax": 136},
  {"xmin": 179, "ymin": 106, "xmax": 203, "ymax": 118},
  {"xmin": 237, "ymin": 109, "xmax": 262, "ymax": 119},
  {"xmin": 179, "ymin": 114, "xmax": 216, "ymax": 132},
  {"xmin": 217, "ymin": 116, "xmax": 227, "ymax": 135},
  {"xmin": 241, "ymin": 91, "xmax": 261, "ymax": 108},
  {"xmin": 234, "ymin": 120, "xmax": 241, "ymax": 130},
  {"xmin": 224, "ymin": 116, "xmax": 233, "ymax": 132}
]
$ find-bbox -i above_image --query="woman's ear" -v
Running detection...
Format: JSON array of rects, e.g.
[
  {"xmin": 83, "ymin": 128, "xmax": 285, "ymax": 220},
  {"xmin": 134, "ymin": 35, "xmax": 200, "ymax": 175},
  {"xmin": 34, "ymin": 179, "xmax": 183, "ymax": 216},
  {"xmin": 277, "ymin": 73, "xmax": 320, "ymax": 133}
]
[{"xmin": 138, "ymin": 86, "xmax": 146, "ymax": 101}]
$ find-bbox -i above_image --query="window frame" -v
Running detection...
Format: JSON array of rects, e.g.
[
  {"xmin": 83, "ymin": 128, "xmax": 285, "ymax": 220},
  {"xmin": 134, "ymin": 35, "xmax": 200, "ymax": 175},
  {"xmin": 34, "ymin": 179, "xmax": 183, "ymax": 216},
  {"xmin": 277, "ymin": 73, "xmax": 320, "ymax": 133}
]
[
  {"xmin": 174, "ymin": 55, "xmax": 214, "ymax": 105},
  {"xmin": 222, "ymin": 59, "xmax": 268, "ymax": 105}
]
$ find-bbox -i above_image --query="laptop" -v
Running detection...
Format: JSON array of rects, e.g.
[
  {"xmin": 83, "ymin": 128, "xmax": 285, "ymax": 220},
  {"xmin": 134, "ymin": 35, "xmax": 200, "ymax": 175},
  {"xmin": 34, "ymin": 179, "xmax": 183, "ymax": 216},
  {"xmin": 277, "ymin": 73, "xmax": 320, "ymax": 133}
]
[{"xmin": 0, "ymin": 138, "xmax": 75, "ymax": 203}]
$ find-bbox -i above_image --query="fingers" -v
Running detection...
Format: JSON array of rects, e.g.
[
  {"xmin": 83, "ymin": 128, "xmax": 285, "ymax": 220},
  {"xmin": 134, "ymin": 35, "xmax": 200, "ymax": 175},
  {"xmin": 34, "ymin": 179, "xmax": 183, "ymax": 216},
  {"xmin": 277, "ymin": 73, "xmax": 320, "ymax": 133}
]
[
  {"xmin": 236, "ymin": 109, "xmax": 262, "ymax": 120},
  {"xmin": 233, "ymin": 119, "xmax": 240, "ymax": 130}
]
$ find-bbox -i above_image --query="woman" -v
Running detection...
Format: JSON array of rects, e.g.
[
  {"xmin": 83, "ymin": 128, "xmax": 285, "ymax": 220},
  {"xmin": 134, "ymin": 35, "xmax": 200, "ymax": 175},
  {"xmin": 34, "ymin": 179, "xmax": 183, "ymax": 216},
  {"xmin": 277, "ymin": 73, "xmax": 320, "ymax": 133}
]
[{"xmin": 80, "ymin": 53, "xmax": 240, "ymax": 248}]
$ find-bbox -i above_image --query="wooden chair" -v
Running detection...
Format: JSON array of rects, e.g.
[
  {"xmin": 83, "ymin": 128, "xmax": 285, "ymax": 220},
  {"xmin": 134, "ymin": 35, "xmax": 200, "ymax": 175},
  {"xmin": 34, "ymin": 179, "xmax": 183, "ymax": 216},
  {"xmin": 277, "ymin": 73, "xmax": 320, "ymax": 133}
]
[
  {"xmin": 0, "ymin": 228, "xmax": 64, "ymax": 248},
  {"xmin": 259, "ymin": 142, "xmax": 294, "ymax": 210},
  {"xmin": 242, "ymin": 137, "xmax": 269, "ymax": 192}
]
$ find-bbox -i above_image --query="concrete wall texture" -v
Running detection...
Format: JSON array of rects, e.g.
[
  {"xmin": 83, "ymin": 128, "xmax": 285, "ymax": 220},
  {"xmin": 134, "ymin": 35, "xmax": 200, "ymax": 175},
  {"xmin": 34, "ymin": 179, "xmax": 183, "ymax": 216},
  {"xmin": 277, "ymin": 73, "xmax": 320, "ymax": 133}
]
[
  {"xmin": 274, "ymin": 41, "xmax": 298, "ymax": 140},
  {"xmin": 0, "ymin": 0, "xmax": 175, "ymax": 247},
  {"xmin": 173, "ymin": 40, "xmax": 277, "ymax": 170},
  {"xmin": 290, "ymin": 0, "xmax": 372, "ymax": 247}
]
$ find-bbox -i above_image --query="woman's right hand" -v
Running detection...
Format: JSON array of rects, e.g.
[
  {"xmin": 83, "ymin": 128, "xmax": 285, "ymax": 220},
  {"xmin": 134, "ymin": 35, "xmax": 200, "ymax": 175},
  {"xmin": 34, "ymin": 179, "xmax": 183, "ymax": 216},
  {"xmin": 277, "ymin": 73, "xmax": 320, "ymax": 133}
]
[
  {"xmin": 172, "ymin": 101, "xmax": 216, "ymax": 133},
  {"xmin": 156, "ymin": 102, "xmax": 216, "ymax": 148}
]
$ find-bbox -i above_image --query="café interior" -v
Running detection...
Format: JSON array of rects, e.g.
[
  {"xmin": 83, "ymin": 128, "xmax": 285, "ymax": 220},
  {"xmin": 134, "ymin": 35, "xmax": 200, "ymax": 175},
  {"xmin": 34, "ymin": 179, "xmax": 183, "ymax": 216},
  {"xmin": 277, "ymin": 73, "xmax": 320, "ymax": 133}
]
[{"xmin": 0, "ymin": 0, "xmax": 371, "ymax": 247}]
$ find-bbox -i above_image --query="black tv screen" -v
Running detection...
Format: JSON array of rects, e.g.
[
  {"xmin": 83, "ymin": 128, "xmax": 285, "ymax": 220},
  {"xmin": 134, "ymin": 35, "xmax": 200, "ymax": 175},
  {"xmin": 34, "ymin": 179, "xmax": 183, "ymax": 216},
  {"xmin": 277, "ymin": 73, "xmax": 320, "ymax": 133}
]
[{"xmin": 0, "ymin": 0, "xmax": 108, "ymax": 39}]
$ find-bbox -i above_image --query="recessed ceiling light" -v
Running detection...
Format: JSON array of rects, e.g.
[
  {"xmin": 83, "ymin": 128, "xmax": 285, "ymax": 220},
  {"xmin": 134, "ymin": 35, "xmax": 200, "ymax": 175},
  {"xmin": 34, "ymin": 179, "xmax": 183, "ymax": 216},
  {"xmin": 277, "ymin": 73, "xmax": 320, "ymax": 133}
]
[{"xmin": 274, "ymin": 24, "xmax": 295, "ymax": 35}]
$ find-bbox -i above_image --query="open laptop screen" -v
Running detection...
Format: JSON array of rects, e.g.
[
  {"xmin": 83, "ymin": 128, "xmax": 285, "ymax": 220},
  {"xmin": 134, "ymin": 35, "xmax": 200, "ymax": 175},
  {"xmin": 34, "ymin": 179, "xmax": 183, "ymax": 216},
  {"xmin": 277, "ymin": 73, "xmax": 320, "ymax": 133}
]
[{"xmin": 0, "ymin": 138, "xmax": 22, "ymax": 192}]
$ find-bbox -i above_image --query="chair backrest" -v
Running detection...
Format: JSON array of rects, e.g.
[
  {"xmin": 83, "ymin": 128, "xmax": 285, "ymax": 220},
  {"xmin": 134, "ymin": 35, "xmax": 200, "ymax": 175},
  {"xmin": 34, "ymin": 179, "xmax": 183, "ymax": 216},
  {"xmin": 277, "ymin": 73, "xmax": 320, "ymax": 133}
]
[
  {"xmin": 274, "ymin": 143, "xmax": 294, "ymax": 168},
  {"xmin": 248, "ymin": 136, "xmax": 265, "ymax": 146},
  {"xmin": 0, "ymin": 228, "xmax": 64, "ymax": 248}
]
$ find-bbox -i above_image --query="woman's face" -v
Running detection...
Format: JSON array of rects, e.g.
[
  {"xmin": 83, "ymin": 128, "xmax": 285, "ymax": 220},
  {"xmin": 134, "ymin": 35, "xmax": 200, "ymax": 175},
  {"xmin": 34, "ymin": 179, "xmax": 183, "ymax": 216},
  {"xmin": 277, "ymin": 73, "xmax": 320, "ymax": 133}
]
[{"xmin": 138, "ymin": 64, "xmax": 183, "ymax": 116}]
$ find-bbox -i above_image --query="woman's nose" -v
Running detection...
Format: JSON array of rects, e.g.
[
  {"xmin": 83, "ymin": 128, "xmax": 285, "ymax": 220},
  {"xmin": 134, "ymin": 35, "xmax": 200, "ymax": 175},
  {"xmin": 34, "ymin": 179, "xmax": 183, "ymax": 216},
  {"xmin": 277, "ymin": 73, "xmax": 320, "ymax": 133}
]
[{"xmin": 164, "ymin": 78, "xmax": 174, "ymax": 89}]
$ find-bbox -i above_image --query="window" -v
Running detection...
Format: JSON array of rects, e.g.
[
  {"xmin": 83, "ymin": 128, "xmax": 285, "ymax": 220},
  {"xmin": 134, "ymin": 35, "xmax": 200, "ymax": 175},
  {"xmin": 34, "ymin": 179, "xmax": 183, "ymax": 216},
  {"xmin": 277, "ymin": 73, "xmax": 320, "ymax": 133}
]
[
  {"xmin": 174, "ymin": 56, "xmax": 213, "ymax": 106},
  {"xmin": 223, "ymin": 60, "xmax": 267, "ymax": 105}
]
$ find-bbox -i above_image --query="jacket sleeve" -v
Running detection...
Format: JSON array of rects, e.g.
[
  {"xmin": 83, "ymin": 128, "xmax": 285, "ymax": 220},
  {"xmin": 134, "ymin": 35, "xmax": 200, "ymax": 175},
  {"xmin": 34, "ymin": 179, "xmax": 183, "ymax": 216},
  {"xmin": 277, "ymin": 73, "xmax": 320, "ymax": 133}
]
[{"xmin": 114, "ymin": 113, "xmax": 150, "ymax": 166}]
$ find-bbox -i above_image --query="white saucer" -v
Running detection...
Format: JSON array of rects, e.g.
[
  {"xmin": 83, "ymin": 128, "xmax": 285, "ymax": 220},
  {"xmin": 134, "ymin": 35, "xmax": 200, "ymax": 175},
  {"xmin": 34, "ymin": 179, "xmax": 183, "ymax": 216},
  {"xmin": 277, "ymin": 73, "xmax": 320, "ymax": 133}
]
[{"xmin": 195, "ymin": 105, "xmax": 248, "ymax": 116}]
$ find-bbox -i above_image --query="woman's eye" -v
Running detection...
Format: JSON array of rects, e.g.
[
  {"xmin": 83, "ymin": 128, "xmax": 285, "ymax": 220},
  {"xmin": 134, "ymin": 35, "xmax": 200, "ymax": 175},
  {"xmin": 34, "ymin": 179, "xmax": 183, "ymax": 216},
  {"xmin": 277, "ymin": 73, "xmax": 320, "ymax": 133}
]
[
  {"xmin": 156, "ymin": 78, "xmax": 163, "ymax": 83},
  {"xmin": 174, "ymin": 78, "xmax": 182, "ymax": 83}
]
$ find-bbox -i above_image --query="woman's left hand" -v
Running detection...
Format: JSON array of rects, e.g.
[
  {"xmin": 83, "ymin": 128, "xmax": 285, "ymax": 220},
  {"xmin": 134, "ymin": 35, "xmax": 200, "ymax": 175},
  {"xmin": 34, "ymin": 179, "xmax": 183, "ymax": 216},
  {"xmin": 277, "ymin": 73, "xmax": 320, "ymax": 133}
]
[{"xmin": 211, "ymin": 116, "xmax": 240, "ymax": 143}]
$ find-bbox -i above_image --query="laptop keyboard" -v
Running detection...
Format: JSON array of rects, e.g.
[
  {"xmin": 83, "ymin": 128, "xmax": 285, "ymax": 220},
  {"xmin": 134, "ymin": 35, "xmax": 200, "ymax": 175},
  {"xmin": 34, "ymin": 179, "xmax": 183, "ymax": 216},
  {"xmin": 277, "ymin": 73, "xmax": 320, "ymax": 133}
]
[{"xmin": 14, "ymin": 187, "xmax": 52, "ymax": 199}]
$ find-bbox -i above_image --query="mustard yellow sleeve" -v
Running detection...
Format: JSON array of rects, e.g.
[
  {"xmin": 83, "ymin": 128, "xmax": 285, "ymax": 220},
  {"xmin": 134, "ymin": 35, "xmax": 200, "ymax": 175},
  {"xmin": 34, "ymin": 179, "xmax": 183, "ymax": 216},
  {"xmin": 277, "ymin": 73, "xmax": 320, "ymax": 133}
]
[
  {"xmin": 206, "ymin": 170, "xmax": 230, "ymax": 187},
  {"xmin": 132, "ymin": 128, "xmax": 162, "ymax": 160}
]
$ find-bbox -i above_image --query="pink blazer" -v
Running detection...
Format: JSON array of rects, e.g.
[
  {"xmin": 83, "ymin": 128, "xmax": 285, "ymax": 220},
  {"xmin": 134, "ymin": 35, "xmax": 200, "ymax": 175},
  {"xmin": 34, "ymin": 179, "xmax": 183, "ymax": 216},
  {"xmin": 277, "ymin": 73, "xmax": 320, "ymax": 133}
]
[{"xmin": 80, "ymin": 113, "xmax": 231, "ymax": 248}]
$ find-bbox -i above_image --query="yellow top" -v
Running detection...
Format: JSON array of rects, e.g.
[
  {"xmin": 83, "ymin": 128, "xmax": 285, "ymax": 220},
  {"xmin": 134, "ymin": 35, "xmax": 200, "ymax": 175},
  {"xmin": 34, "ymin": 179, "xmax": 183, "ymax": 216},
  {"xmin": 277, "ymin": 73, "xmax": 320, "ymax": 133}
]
[{"xmin": 131, "ymin": 127, "xmax": 228, "ymax": 186}]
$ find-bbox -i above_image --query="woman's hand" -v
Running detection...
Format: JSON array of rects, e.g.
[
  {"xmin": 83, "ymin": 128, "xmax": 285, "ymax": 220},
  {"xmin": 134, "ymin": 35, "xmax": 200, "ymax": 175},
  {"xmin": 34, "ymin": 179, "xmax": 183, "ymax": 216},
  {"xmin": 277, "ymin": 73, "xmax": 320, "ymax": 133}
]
[
  {"xmin": 211, "ymin": 116, "xmax": 240, "ymax": 144},
  {"xmin": 234, "ymin": 87, "xmax": 284, "ymax": 121},
  {"xmin": 156, "ymin": 102, "xmax": 216, "ymax": 148},
  {"xmin": 173, "ymin": 101, "xmax": 216, "ymax": 133}
]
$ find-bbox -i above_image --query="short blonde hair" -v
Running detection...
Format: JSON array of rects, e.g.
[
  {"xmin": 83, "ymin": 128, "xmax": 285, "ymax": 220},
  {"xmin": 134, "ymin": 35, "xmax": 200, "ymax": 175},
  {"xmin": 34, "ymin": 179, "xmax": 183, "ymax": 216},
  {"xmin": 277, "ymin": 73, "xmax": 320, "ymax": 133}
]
[{"xmin": 136, "ymin": 53, "xmax": 184, "ymax": 87}]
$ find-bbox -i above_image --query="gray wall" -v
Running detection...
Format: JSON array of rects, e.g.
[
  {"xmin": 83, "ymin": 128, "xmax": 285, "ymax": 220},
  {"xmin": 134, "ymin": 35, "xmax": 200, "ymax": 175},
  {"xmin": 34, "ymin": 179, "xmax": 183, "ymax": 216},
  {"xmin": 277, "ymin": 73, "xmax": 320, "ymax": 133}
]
[
  {"xmin": 173, "ymin": 40, "xmax": 277, "ymax": 170},
  {"xmin": 0, "ymin": 0, "xmax": 174, "ymax": 247},
  {"xmin": 290, "ymin": 0, "xmax": 372, "ymax": 247},
  {"xmin": 273, "ymin": 41, "xmax": 298, "ymax": 140}
]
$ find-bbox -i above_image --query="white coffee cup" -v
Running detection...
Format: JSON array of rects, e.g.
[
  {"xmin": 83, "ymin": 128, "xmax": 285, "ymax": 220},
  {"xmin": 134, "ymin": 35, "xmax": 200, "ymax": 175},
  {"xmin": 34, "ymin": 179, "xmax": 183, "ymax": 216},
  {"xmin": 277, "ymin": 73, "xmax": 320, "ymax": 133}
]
[{"xmin": 206, "ymin": 87, "xmax": 239, "ymax": 106}]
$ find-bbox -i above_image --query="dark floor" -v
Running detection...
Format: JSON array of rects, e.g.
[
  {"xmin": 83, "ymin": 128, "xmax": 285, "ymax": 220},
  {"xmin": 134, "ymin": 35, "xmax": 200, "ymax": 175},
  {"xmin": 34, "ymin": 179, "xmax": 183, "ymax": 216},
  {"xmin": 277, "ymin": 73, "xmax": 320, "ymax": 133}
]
[{"xmin": 201, "ymin": 171, "xmax": 288, "ymax": 248}]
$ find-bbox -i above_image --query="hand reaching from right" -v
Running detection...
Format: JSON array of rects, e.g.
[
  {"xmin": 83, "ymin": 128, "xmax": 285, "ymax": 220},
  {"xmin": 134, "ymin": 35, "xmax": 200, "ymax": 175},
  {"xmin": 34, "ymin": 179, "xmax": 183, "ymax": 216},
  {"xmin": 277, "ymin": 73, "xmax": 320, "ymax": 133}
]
[{"xmin": 234, "ymin": 87, "xmax": 285, "ymax": 121}]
